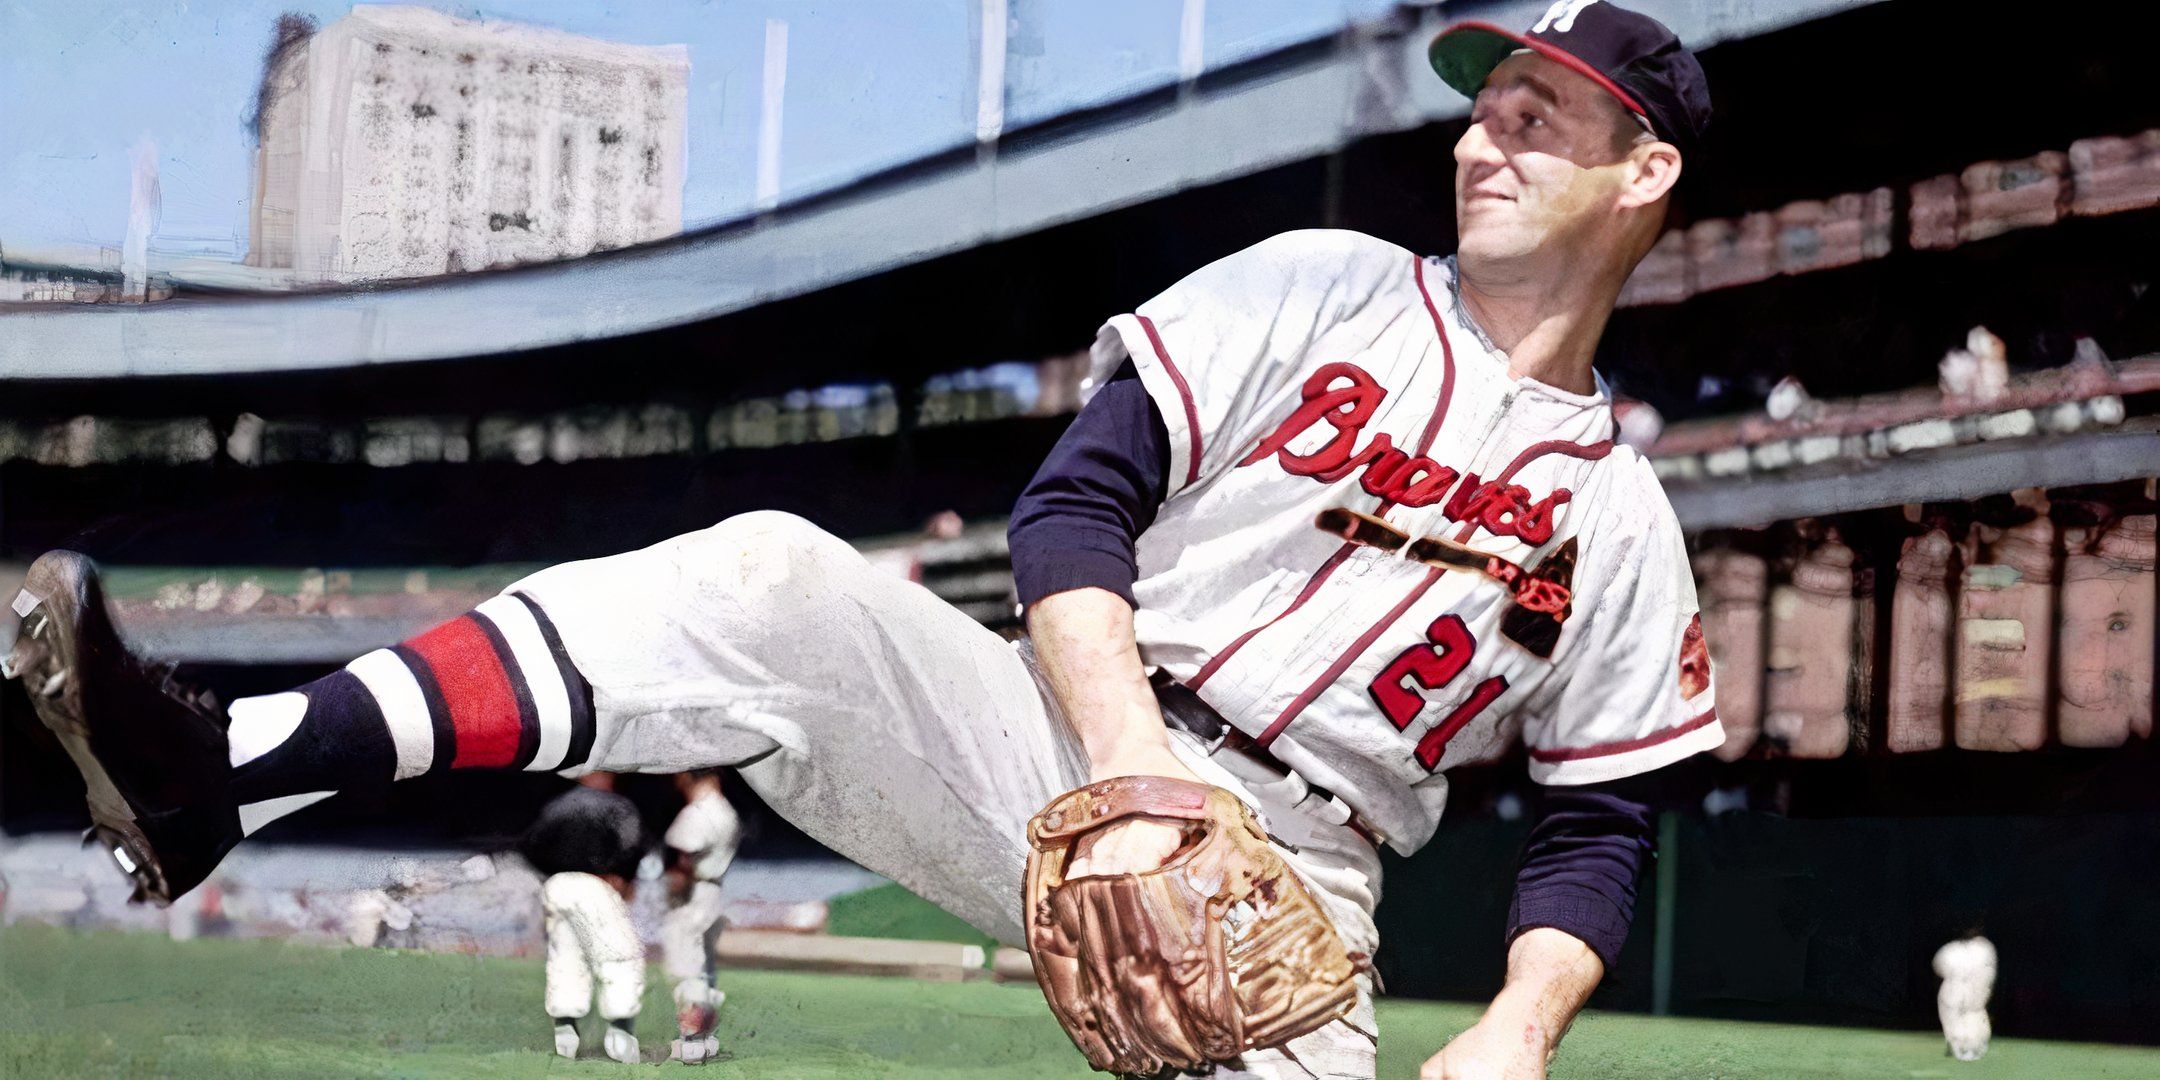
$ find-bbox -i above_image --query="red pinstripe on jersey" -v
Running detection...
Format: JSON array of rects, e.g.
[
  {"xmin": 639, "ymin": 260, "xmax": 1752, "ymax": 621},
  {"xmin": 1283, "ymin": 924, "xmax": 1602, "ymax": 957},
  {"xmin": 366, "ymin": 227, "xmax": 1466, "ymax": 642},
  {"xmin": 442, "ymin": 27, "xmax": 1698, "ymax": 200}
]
[
  {"xmin": 1134, "ymin": 315, "xmax": 1203, "ymax": 488},
  {"xmin": 1188, "ymin": 544, "xmax": 1354, "ymax": 691},
  {"xmin": 1398, "ymin": 255, "xmax": 1461, "ymax": 508},
  {"xmin": 1260, "ymin": 565, "xmax": 1444, "ymax": 745},
  {"xmin": 1187, "ymin": 254, "xmax": 1461, "ymax": 692},
  {"xmin": 1531, "ymin": 707, "xmax": 1719, "ymax": 763}
]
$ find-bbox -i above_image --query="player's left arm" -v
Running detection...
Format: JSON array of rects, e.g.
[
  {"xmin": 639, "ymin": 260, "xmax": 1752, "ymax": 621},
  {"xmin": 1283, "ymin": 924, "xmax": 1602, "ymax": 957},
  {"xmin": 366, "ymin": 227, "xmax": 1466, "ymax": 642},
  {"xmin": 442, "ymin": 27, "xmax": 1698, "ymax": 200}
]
[
  {"xmin": 1424, "ymin": 927, "xmax": 1604, "ymax": 1079},
  {"xmin": 1424, "ymin": 772, "xmax": 1666, "ymax": 1078},
  {"xmin": 1430, "ymin": 473, "xmax": 1720, "ymax": 1077}
]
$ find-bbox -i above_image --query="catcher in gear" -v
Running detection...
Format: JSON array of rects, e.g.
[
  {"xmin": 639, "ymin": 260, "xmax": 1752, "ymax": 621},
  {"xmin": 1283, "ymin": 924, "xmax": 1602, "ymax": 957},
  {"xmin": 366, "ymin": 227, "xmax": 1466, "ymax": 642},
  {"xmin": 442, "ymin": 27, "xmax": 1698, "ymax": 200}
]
[
  {"xmin": 520, "ymin": 784, "xmax": 649, "ymax": 1064},
  {"xmin": 8, "ymin": 4, "xmax": 1715, "ymax": 1077}
]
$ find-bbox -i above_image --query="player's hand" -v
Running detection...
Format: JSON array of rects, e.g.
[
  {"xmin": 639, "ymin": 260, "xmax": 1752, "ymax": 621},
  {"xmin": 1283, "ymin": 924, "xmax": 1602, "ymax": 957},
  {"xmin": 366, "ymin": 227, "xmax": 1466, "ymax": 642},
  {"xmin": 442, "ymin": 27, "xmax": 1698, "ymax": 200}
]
[
  {"xmin": 1064, "ymin": 744, "xmax": 1206, "ymax": 879},
  {"xmin": 1420, "ymin": 1018, "xmax": 1548, "ymax": 1080}
]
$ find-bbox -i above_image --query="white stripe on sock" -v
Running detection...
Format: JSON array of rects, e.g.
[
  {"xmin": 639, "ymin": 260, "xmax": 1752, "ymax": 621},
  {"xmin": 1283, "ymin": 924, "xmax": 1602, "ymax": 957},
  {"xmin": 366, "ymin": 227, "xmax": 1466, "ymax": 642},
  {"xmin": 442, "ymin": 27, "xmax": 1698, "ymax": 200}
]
[
  {"xmin": 347, "ymin": 648, "xmax": 434, "ymax": 780},
  {"xmin": 227, "ymin": 691, "xmax": 309, "ymax": 769},
  {"xmin": 475, "ymin": 595, "xmax": 573, "ymax": 772},
  {"xmin": 239, "ymin": 790, "xmax": 334, "ymax": 835}
]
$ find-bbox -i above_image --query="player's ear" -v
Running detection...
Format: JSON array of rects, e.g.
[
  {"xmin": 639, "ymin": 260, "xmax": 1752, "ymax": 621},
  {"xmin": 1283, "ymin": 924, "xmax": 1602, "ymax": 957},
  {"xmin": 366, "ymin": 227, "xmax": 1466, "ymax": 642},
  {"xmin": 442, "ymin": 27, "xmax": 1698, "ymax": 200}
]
[{"xmin": 1618, "ymin": 140, "xmax": 1681, "ymax": 210}]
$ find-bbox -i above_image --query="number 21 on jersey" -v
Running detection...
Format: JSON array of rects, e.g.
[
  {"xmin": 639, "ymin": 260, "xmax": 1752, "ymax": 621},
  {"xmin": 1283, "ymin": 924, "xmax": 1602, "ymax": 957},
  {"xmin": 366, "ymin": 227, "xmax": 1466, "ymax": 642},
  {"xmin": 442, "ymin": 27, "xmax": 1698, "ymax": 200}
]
[{"xmin": 1367, "ymin": 615, "xmax": 1509, "ymax": 771}]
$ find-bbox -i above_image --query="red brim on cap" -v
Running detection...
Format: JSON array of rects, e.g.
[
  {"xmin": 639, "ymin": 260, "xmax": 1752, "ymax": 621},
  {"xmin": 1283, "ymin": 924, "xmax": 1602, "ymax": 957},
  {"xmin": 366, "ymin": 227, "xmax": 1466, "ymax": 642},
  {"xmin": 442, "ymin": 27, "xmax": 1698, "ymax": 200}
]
[{"xmin": 1429, "ymin": 21, "xmax": 1648, "ymax": 122}]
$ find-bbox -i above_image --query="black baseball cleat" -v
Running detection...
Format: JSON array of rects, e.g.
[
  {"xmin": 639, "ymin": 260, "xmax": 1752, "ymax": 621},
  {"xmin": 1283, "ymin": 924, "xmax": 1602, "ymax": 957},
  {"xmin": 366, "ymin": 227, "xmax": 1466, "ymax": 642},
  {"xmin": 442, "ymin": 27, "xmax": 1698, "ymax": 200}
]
[{"xmin": 5, "ymin": 550, "xmax": 241, "ymax": 905}]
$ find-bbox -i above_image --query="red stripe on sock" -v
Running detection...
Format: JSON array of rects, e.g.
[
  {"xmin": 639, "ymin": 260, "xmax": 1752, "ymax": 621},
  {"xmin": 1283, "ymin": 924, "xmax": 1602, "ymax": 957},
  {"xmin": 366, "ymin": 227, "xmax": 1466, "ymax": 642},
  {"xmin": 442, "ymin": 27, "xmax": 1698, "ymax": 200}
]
[{"xmin": 406, "ymin": 615, "xmax": 523, "ymax": 769}]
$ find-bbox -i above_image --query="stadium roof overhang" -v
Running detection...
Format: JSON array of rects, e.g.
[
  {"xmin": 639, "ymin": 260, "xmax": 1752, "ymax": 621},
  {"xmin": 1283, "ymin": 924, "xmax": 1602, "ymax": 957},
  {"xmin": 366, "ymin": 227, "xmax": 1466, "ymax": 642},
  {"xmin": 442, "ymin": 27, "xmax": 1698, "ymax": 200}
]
[{"xmin": 0, "ymin": 0, "xmax": 1874, "ymax": 381}]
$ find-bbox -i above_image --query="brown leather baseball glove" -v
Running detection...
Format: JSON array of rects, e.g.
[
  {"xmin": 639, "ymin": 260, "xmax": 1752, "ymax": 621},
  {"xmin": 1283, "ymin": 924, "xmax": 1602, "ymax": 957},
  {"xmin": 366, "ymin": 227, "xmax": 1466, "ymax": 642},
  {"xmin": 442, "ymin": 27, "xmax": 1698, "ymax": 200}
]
[{"xmin": 1023, "ymin": 776, "xmax": 1363, "ymax": 1075}]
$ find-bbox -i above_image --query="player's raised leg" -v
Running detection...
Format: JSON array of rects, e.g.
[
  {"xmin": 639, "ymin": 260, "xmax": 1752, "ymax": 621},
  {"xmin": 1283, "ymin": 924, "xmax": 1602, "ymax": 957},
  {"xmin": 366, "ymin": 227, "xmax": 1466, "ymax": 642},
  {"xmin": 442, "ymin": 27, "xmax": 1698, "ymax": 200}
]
[
  {"xmin": 2, "ymin": 511, "xmax": 1083, "ymax": 926},
  {"xmin": 506, "ymin": 508, "xmax": 1095, "ymax": 945},
  {"xmin": 3, "ymin": 547, "xmax": 604, "ymax": 903},
  {"xmin": 6, "ymin": 514, "xmax": 1378, "ymax": 1075},
  {"xmin": 506, "ymin": 510, "xmax": 1381, "ymax": 1076}
]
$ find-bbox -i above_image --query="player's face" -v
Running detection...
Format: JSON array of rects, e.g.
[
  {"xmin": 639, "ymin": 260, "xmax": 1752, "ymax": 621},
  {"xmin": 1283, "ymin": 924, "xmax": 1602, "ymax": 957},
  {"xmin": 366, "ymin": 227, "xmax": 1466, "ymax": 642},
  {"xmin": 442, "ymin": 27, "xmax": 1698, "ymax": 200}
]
[{"xmin": 1453, "ymin": 53, "xmax": 1640, "ymax": 266}]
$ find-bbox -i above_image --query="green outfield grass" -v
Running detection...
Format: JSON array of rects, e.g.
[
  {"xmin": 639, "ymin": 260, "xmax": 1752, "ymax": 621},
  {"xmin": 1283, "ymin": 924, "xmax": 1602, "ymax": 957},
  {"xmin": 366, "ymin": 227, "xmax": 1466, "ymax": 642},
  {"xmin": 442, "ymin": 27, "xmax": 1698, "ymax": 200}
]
[
  {"xmin": 91, "ymin": 564, "xmax": 548, "ymax": 599},
  {"xmin": 3, "ymin": 925, "xmax": 2154, "ymax": 1078},
  {"xmin": 824, "ymin": 882, "xmax": 1001, "ymax": 952}
]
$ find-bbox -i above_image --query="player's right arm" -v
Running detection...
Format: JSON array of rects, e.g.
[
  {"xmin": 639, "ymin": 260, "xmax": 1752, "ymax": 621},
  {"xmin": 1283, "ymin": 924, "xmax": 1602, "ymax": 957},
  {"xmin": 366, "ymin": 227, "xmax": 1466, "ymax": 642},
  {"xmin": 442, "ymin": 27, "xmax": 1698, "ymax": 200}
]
[
  {"xmin": 1026, "ymin": 587, "xmax": 1200, "ymax": 876},
  {"xmin": 1011, "ymin": 360, "xmax": 1199, "ymax": 875},
  {"xmin": 1013, "ymin": 230, "xmax": 1393, "ymax": 875}
]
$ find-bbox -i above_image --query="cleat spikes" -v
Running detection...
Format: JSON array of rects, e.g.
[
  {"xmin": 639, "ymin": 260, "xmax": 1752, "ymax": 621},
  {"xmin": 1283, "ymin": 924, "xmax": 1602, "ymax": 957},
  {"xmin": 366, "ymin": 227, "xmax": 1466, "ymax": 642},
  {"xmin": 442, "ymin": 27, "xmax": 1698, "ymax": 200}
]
[{"xmin": 14, "ymin": 550, "xmax": 244, "ymax": 905}]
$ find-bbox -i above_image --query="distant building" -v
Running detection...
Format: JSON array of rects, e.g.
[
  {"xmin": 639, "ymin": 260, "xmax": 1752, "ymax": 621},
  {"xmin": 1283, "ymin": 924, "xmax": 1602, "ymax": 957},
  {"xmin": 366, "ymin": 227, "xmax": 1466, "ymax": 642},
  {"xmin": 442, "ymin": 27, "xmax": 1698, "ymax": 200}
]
[
  {"xmin": 0, "ymin": 261, "xmax": 127, "ymax": 304},
  {"xmin": 0, "ymin": 246, "xmax": 172, "ymax": 304},
  {"xmin": 246, "ymin": 5, "xmax": 688, "ymax": 282}
]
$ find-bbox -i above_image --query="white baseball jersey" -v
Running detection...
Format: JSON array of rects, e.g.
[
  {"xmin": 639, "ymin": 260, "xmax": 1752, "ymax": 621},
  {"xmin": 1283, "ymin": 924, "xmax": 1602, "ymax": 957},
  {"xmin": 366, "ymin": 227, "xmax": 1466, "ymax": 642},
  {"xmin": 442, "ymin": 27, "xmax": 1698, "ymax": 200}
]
[
  {"xmin": 663, "ymin": 789, "xmax": 743, "ymax": 884},
  {"xmin": 1094, "ymin": 229, "xmax": 1721, "ymax": 854}
]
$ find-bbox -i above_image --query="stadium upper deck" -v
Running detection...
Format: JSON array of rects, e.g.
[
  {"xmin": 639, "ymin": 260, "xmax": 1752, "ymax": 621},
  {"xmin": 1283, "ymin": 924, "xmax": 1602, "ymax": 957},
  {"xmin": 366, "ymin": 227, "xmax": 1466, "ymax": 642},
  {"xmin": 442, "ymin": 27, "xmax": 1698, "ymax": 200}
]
[{"xmin": 0, "ymin": 0, "xmax": 1866, "ymax": 380}]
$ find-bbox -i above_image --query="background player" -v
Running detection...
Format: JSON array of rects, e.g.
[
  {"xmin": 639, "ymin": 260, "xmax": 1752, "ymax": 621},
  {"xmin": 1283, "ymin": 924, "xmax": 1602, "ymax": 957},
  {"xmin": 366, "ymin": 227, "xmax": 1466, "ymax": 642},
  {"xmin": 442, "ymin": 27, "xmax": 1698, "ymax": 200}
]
[
  {"xmin": 520, "ymin": 783, "xmax": 649, "ymax": 1064},
  {"xmin": 527, "ymin": 769, "xmax": 740, "ymax": 1064},
  {"xmin": 660, "ymin": 770, "xmax": 740, "ymax": 1064},
  {"xmin": 1934, "ymin": 932, "xmax": 1997, "ymax": 1062},
  {"xmin": 6, "ymin": 3, "xmax": 1716, "ymax": 1075}
]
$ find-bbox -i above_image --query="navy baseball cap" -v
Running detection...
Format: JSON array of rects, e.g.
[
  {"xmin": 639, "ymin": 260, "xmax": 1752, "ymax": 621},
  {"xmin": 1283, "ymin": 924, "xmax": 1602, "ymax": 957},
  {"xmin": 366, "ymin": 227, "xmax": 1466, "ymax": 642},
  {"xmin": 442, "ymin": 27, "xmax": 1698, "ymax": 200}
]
[{"xmin": 1430, "ymin": 1, "xmax": 1711, "ymax": 153}]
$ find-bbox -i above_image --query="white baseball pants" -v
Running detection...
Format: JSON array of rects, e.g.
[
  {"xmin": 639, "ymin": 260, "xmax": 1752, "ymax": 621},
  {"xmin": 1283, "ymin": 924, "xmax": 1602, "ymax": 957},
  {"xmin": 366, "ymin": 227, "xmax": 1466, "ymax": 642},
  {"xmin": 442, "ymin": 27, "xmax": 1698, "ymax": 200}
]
[
  {"xmin": 542, "ymin": 871, "xmax": 645, "ymax": 1022},
  {"xmin": 508, "ymin": 511, "xmax": 1383, "ymax": 1078}
]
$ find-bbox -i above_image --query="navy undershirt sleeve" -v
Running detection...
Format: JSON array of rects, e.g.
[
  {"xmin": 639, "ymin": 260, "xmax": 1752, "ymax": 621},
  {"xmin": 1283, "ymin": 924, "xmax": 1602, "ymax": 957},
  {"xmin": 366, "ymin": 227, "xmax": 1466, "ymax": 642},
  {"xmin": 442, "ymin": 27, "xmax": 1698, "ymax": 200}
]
[
  {"xmin": 1506, "ymin": 773, "xmax": 1661, "ymax": 972},
  {"xmin": 1009, "ymin": 360, "xmax": 1172, "ymax": 610}
]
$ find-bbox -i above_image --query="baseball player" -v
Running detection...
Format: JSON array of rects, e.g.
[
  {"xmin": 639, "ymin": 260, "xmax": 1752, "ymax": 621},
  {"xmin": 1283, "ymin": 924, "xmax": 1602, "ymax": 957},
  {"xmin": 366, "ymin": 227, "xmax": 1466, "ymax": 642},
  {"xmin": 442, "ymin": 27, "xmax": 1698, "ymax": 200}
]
[
  {"xmin": 7, "ymin": 3, "xmax": 1716, "ymax": 1076},
  {"xmin": 519, "ymin": 783, "xmax": 650, "ymax": 1064},
  {"xmin": 1933, "ymin": 933, "xmax": 1997, "ymax": 1062},
  {"xmin": 659, "ymin": 770, "xmax": 739, "ymax": 1064}
]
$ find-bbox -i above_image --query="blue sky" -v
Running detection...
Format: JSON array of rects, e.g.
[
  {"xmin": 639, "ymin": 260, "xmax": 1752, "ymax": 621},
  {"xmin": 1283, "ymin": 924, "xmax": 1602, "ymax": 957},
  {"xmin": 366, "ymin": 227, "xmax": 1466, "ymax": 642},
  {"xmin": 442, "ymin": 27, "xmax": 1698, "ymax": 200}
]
[{"xmin": 0, "ymin": 1, "xmax": 1394, "ymax": 259}]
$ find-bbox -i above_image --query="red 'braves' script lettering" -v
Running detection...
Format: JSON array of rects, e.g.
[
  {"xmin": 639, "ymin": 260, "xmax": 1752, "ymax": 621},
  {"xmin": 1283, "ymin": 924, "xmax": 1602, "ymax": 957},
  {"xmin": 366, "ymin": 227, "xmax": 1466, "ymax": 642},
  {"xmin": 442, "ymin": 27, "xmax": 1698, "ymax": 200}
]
[
  {"xmin": 1444, "ymin": 473, "xmax": 1570, "ymax": 547},
  {"xmin": 1239, "ymin": 363, "xmax": 1391, "ymax": 479},
  {"xmin": 1239, "ymin": 363, "xmax": 1568, "ymax": 541}
]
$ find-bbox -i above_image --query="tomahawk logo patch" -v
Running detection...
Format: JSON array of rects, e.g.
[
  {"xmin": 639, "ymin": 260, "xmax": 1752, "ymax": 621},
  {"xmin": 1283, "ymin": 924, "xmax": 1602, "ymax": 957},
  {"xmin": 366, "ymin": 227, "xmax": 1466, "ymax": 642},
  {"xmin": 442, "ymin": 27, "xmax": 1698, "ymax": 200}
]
[
  {"xmin": 1678, "ymin": 613, "xmax": 1710, "ymax": 699},
  {"xmin": 1500, "ymin": 537, "xmax": 1577, "ymax": 660}
]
